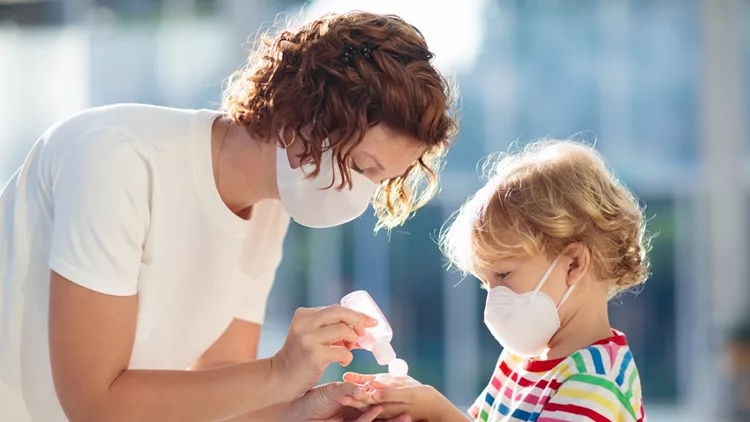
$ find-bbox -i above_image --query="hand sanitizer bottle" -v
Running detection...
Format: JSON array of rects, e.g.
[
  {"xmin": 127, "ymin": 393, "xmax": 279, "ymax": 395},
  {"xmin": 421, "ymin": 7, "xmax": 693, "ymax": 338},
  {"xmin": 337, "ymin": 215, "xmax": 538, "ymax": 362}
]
[{"xmin": 341, "ymin": 290, "xmax": 409, "ymax": 377}]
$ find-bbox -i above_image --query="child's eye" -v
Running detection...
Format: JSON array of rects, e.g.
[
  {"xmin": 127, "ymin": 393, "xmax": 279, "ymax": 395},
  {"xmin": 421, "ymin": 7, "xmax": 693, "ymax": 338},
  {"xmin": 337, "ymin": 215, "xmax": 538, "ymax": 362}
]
[{"xmin": 495, "ymin": 272, "xmax": 511, "ymax": 281}]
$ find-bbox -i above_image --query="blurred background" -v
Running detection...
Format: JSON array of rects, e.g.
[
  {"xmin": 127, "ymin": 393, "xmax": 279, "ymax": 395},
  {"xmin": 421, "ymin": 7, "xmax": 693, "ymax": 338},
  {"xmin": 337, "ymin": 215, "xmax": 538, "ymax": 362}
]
[{"xmin": 1, "ymin": 0, "xmax": 748, "ymax": 421}]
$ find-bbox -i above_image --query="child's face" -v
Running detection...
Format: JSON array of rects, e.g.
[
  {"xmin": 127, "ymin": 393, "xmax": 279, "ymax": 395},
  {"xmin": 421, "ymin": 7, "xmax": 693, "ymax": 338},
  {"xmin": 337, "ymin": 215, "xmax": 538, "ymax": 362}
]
[{"xmin": 476, "ymin": 253, "xmax": 575, "ymax": 308}]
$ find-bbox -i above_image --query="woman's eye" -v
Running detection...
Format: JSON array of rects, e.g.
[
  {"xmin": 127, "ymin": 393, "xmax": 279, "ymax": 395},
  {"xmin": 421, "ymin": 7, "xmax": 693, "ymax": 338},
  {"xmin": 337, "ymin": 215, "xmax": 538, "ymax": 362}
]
[{"xmin": 351, "ymin": 161, "xmax": 365, "ymax": 174}]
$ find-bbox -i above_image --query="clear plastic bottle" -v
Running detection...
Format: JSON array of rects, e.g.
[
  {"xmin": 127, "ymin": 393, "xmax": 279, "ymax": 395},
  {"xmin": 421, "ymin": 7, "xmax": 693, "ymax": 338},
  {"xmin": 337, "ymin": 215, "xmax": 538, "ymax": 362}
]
[{"xmin": 341, "ymin": 290, "xmax": 409, "ymax": 376}]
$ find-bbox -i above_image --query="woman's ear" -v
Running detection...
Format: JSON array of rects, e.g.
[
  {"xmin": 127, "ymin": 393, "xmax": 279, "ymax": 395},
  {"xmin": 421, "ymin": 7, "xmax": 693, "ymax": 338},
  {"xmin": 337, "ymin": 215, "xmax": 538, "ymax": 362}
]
[{"xmin": 565, "ymin": 242, "xmax": 590, "ymax": 287}]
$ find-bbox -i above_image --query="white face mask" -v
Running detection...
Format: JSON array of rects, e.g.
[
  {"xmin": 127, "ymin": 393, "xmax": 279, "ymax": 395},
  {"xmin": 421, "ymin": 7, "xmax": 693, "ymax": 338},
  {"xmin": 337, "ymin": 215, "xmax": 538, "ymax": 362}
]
[
  {"xmin": 483, "ymin": 256, "xmax": 575, "ymax": 357},
  {"xmin": 276, "ymin": 142, "xmax": 377, "ymax": 228}
]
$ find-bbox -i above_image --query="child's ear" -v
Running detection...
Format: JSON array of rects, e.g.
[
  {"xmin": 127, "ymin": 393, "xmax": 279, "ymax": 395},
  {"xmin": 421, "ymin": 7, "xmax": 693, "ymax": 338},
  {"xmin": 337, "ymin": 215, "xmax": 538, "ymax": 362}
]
[{"xmin": 564, "ymin": 242, "xmax": 590, "ymax": 287}]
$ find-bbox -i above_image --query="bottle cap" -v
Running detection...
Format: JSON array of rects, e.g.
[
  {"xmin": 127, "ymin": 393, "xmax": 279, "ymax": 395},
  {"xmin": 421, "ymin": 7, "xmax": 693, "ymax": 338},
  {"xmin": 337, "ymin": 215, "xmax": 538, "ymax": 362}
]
[
  {"xmin": 388, "ymin": 358, "xmax": 409, "ymax": 377},
  {"xmin": 371, "ymin": 338, "xmax": 396, "ymax": 365}
]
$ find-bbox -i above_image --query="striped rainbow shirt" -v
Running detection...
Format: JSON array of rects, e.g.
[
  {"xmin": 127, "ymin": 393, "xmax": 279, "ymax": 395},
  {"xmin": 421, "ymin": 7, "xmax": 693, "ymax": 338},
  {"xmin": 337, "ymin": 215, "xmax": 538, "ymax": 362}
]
[{"xmin": 468, "ymin": 331, "xmax": 645, "ymax": 422}]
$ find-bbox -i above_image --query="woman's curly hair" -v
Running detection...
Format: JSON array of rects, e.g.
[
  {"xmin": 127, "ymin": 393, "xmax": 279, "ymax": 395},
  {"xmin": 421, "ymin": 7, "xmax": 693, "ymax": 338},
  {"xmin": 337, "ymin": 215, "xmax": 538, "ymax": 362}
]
[{"xmin": 222, "ymin": 11, "xmax": 459, "ymax": 230}]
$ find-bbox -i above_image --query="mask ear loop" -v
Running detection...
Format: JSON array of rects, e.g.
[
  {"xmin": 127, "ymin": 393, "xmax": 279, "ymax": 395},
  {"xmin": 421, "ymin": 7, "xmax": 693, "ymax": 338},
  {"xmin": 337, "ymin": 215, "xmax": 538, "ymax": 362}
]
[
  {"xmin": 530, "ymin": 256, "xmax": 561, "ymax": 299},
  {"xmin": 556, "ymin": 283, "xmax": 576, "ymax": 310}
]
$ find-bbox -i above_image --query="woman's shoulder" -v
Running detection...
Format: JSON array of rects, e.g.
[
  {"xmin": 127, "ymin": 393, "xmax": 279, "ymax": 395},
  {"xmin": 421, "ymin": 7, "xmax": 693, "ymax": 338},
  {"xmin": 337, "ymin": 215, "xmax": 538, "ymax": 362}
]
[{"xmin": 40, "ymin": 103, "xmax": 193, "ymax": 152}]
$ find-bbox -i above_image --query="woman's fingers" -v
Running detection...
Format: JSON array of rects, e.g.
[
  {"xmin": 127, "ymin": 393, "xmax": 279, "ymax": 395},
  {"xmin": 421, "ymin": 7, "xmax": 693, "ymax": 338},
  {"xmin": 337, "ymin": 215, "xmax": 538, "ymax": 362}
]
[
  {"xmin": 376, "ymin": 403, "xmax": 412, "ymax": 420},
  {"xmin": 326, "ymin": 346, "xmax": 355, "ymax": 367},
  {"xmin": 336, "ymin": 385, "xmax": 377, "ymax": 408},
  {"xmin": 352, "ymin": 387, "xmax": 380, "ymax": 405},
  {"xmin": 384, "ymin": 414, "xmax": 412, "ymax": 422},
  {"xmin": 312, "ymin": 305, "xmax": 376, "ymax": 336},
  {"xmin": 339, "ymin": 396, "xmax": 371, "ymax": 410},
  {"xmin": 331, "ymin": 340, "xmax": 360, "ymax": 350},
  {"xmin": 316, "ymin": 323, "xmax": 359, "ymax": 345},
  {"xmin": 352, "ymin": 405, "xmax": 383, "ymax": 422}
]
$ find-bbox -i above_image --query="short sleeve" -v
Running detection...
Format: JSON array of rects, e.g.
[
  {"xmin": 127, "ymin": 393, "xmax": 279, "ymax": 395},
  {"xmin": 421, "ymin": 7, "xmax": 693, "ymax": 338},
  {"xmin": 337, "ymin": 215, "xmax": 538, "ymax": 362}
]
[
  {"xmin": 234, "ymin": 266, "xmax": 279, "ymax": 324},
  {"xmin": 537, "ymin": 373, "xmax": 639, "ymax": 422},
  {"xmin": 48, "ymin": 128, "xmax": 151, "ymax": 296}
]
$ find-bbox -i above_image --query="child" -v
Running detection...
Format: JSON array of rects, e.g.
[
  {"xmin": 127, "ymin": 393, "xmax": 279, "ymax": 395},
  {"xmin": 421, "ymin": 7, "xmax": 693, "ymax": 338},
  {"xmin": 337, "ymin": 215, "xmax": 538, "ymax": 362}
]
[{"xmin": 345, "ymin": 140, "xmax": 650, "ymax": 421}]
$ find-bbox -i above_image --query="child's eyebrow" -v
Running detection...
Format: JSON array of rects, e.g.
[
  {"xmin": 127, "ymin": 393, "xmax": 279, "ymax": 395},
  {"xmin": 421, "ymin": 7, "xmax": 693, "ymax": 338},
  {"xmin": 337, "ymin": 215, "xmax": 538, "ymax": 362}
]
[{"xmin": 486, "ymin": 262, "xmax": 514, "ymax": 272}]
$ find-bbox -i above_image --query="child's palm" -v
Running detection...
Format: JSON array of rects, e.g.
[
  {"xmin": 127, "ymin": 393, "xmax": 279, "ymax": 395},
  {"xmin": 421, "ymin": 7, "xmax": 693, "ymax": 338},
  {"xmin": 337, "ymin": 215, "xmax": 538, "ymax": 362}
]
[{"xmin": 343, "ymin": 372, "xmax": 442, "ymax": 422}]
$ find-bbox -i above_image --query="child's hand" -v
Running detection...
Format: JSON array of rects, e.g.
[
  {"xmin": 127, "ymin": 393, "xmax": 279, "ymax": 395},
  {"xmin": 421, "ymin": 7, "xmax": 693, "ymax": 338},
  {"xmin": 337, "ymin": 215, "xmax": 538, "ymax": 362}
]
[
  {"xmin": 341, "ymin": 372, "xmax": 420, "ymax": 409},
  {"xmin": 283, "ymin": 381, "xmax": 412, "ymax": 422},
  {"xmin": 343, "ymin": 373, "xmax": 450, "ymax": 421},
  {"xmin": 345, "ymin": 372, "xmax": 421, "ymax": 388},
  {"xmin": 339, "ymin": 373, "xmax": 416, "ymax": 413}
]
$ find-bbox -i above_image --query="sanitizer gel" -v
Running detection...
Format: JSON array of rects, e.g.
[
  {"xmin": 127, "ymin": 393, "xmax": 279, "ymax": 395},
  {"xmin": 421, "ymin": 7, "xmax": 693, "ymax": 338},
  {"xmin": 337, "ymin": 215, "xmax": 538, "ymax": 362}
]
[{"xmin": 341, "ymin": 290, "xmax": 409, "ymax": 377}]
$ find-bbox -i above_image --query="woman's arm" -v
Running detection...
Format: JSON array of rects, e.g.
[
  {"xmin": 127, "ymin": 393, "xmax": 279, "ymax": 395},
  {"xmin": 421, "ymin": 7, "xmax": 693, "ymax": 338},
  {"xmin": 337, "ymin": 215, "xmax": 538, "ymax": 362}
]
[
  {"xmin": 189, "ymin": 319, "xmax": 262, "ymax": 370},
  {"xmin": 227, "ymin": 402, "xmax": 290, "ymax": 421},
  {"xmin": 189, "ymin": 318, "xmax": 290, "ymax": 420},
  {"xmin": 49, "ymin": 272, "xmax": 288, "ymax": 422}
]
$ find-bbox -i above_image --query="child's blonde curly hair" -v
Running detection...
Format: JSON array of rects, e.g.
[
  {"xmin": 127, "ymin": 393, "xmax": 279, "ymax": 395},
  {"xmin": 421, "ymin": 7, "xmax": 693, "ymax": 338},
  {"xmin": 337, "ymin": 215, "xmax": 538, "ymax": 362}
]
[{"xmin": 440, "ymin": 139, "xmax": 652, "ymax": 298}]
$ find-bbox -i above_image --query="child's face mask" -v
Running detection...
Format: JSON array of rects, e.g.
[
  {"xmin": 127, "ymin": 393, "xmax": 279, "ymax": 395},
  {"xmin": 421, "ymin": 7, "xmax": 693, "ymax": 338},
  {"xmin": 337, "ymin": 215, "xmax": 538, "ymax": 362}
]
[{"xmin": 483, "ymin": 256, "xmax": 575, "ymax": 357}]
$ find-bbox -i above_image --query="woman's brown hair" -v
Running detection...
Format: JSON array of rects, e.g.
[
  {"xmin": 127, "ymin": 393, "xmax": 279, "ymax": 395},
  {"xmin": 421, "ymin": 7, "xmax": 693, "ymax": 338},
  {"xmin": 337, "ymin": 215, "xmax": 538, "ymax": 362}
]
[{"xmin": 222, "ymin": 11, "xmax": 458, "ymax": 230}]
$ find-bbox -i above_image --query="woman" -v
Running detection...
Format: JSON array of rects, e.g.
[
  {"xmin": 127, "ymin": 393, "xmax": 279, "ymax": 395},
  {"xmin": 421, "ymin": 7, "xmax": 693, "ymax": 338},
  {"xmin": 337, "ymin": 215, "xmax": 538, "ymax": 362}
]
[{"xmin": 0, "ymin": 10, "xmax": 457, "ymax": 422}]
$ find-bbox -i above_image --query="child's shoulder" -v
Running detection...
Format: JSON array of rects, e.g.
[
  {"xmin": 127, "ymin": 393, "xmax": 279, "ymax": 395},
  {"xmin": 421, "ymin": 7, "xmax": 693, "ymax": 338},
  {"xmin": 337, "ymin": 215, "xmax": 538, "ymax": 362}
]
[
  {"xmin": 562, "ymin": 330, "xmax": 637, "ymax": 383},
  {"xmin": 554, "ymin": 330, "xmax": 645, "ymax": 420},
  {"xmin": 475, "ymin": 333, "xmax": 645, "ymax": 421},
  {"xmin": 495, "ymin": 330, "xmax": 641, "ymax": 388}
]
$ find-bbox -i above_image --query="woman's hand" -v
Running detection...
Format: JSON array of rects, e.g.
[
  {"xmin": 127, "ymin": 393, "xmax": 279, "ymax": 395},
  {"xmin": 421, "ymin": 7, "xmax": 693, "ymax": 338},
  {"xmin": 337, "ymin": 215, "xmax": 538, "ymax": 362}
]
[
  {"xmin": 283, "ymin": 382, "xmax": 411, "ymax": 422},
  {"xmin": 271, "ymin": 305, "xmax": 378, "ymax": 399},
  {"xmin": 343, "ymin": 373, "xmax": 460, "ymax": 422}
]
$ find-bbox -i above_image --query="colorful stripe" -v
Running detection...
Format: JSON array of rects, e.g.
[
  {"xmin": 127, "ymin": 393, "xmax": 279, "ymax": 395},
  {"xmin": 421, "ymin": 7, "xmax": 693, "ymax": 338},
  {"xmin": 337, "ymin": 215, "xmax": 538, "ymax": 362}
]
[
  {"xmin": 541, "ymin": 402, "xmax": 612, "ymax": 422},
  {"xmin": 615, "ymin": 350, "xmax": 633, "ymax": 386},
  {"xmin": 565, "ymin": 373, "xmax": 637, "ymax": 419},
  {"xmin": 498, "ymin": 360, "xmax": 564, "ymax": 390},
  {"xmin": 571, "ymin": 352, "xmax": 587, "ymax": 373},
  {"xmin": 466, "ymin": 331, "xmax": 644, "ymax": 422},
  {"xmin": 587, "ymin": 346, "xmax": 606, "ymax": 375}
]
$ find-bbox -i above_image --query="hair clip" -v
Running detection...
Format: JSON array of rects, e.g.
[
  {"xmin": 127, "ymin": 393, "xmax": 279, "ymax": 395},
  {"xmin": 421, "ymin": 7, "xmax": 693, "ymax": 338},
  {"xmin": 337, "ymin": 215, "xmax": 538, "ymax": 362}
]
[
  {"xmin": 360, "ymin": 42, "xmax": 378, "ymax": 60},
  {"xmin": 340, "ymin": 44, "xmax": 358, "ymax": 66}
]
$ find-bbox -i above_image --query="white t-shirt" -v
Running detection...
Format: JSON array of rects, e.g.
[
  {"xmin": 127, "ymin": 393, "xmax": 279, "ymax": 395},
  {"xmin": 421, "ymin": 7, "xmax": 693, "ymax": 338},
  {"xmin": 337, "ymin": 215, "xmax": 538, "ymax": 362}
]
[{"xmin": 0, "ymin": 104, "xmax": 290, "ymax": 421}]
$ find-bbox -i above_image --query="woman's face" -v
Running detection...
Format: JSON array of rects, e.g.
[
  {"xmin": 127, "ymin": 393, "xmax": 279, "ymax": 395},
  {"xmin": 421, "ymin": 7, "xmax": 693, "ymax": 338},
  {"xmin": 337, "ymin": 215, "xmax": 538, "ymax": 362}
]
[
  {"xmin": 348, "ymin": 124, "xmax": 425, "ymax": 184},
  {"xmin": 276, "ymin": 123, "xmax": 426, "ymax": 228},
  {"xmin": 285, "ymin": 123, "xmax": 424, "ymax": 183}
]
